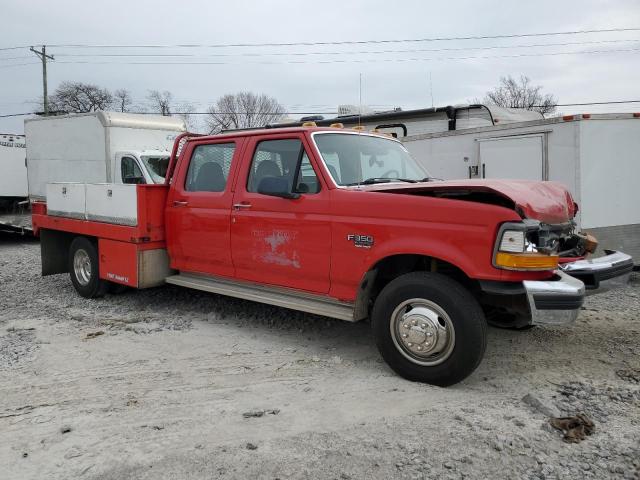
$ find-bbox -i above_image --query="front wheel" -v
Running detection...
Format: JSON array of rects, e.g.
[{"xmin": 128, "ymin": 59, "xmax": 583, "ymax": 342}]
[
  {"xmin": 68, "ymin": 237, "xmax": 108, "ymax": 298},
  {"xmin": 372, "ymin": 272, "xmax": 487, "ymax": 386}
]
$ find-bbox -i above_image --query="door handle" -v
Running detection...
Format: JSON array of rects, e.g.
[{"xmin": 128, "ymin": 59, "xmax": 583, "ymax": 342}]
[
  {"xmin": 173, "ymin": 200, "xmax": 188, "ymax": 207},
  {"xmin": 233, "ymin": 202, "xmax": 252, "ymax": 210}
]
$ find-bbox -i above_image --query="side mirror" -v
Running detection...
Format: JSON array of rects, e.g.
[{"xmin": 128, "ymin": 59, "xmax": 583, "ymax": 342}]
[{"xmin": 257, "ymin": 177, "xmax": 300, "ymax": 199}]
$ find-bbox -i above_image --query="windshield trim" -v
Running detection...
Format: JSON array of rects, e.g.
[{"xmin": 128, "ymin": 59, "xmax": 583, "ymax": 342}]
[{"xmin": 310, "ymin": 130, "xmax": 425, "ymax": 189}]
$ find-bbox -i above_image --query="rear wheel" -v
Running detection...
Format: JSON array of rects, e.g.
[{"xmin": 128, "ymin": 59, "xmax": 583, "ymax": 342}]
[
  {"xmin": 372, "ymin": 272, "xmax": 487, "ymax": 386},
  {"xmin": 68, "ymin": 237, "xmax": 107, "ymax": 298}
]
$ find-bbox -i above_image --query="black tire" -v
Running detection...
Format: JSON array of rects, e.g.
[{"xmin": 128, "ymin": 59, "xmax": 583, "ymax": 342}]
[
  {"xmin": 371, "ymin": 272, "xmax": 487, "ymax": 387},
  {"xmin": 68, "ymin": 237, "xmax": 108, "ymax": 298}
]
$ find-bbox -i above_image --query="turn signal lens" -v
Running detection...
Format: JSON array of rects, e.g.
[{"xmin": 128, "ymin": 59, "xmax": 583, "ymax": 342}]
[{"xmin": 495, "ymin": 252, "xmax": 559, "ymax": 270}]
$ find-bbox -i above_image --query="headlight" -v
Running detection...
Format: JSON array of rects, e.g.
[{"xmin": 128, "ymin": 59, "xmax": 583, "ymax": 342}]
[
  {"xmin": 494, "ymin": 223, "xmax": 559, "ymax": 271},
  {"xmin": 498, "ymin": 230, "xmax": 525, "ymax": 253}
]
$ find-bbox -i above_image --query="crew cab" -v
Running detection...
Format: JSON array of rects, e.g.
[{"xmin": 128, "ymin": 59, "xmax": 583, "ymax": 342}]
[{"xmin": 31, "ymin": 125, "xmax": 634, "ymax": 386}]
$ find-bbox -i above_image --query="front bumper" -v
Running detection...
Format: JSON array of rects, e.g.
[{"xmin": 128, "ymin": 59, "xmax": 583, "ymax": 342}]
[
  {"xmin": 559, "ymin": 250, "xmax": 634, "ymax": 293},
  {"xmin": 523, "ymin": 271, "xmax": 585, "ymax": 326},
  {"xmin": 480, "ymin": 250, "xmax": 633, "ymax": 327}
]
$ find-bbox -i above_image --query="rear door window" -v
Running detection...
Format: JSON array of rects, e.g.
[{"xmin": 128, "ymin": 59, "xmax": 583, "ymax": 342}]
[{"xmin": 185, "ymin": 143, "xmax": 236, "ymax": 192}]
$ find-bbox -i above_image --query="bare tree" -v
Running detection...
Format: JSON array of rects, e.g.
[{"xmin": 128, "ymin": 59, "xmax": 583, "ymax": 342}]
[
  {"xmin": 174, "ymin": 102, "xmax": 197, "ymax": 131},
  {"xmin": 484, "ymin": 75, "xmax": 557, "ymax": 116},
  {"xmin": 147, "ymin": 90, "xmax": 173, "ymax": 116},
  {"xmin": 114, "ymin": 89, "xmax": 133, "ymax": 112},
  {"xmin": 48, "ymin": 81, "xmax": 113, "ymax": 113},
  {"xmin": 205, "ymin": 92, "xmax": 286, "ymax": 133}
]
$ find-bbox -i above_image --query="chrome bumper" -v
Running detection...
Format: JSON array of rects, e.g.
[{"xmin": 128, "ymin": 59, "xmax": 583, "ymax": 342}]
[
  {"xmin": 523, "ymin": 250, "xmax": 633, "ymax": 326},
  {"xmin": 523, "ymin": 271, "xmax": 586, "ymax": 326},
  {"xmin": 559, "ymin": 250, "xmax": 634, "ymax": 294}
]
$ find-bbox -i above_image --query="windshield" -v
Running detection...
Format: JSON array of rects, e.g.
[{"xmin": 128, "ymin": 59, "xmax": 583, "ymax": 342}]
[
  {"xmin": 313, "ymin": 133, "xmax": 429, "ymax": 186},
  {"xmin": 141, "ymin": 155, "xmax": 170, "ymax": 184}
]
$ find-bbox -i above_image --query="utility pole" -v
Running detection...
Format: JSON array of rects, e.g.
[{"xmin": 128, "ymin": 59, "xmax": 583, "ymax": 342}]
[{"xmin": 30, "ymin": 45, "xmax": 54, "ymax": 115}]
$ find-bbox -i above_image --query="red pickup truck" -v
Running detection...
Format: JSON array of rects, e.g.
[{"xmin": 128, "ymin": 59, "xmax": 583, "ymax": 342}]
[{"xmin": 32, "ymin": 126, "xmax": 633, "ymax": 386}]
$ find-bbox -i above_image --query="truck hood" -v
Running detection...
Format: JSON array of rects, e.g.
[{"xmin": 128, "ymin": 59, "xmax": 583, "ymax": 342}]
[{"xmin": 355, "ymin": 179, "xmax": 577, "ymax": 224}]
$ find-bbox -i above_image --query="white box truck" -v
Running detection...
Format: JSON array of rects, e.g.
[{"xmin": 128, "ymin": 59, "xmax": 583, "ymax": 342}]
[
  {"xmin": 282, "ymin": 106, "xmax": 640, "ymax": 264},
  {"xmin": 0, "ymin": 111, "xmax": 186, "ymax": 233},
  {"xmin": 26, "ymin": 111, "xmax": 187, "ymax": 200}
]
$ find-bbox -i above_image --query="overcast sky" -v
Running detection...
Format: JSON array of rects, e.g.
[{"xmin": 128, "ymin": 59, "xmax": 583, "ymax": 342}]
[{"xmin": 1, "ymin": 0, "xmax": 639, "ymax": 133}]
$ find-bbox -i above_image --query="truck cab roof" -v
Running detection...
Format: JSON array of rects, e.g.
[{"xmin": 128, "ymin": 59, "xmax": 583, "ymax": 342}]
[{"xmin": 197, "ymin": 126, "xmax": 401, "ymax": 142}]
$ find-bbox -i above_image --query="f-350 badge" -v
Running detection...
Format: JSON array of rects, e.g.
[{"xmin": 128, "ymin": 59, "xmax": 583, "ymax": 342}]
[{"xmin": 347, "ymin": 234, "xmax": 374, "ymax": 249}]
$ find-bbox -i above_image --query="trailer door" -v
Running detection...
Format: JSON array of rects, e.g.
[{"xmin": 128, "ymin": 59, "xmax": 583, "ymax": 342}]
[{"xmin": 479, "ymin": 135, "xmax": 544, "ymax": 180}]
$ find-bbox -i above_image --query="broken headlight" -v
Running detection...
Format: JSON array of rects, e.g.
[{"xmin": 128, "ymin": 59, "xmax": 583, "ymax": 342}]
[{"xmin": 494, "ymin": 221, "xmax": 559, "ymax": 271}]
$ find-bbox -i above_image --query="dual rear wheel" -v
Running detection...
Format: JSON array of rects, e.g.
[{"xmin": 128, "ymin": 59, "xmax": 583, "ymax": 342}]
[{"xmin": 68, "ymin": 237, "xmax": 127, "ymax": 298}]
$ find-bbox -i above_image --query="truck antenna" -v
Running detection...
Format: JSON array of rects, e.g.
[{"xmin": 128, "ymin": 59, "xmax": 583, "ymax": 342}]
[
  {"xmin": 429, "ymin": 72, "xmax": 434, "ymax": 108},
  {"xmin": 358, "ymin": 73, "xmax": 362, "ymax": 126}
]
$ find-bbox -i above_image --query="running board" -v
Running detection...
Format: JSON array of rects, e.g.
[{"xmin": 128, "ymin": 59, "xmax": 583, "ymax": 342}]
[{"xmin": 165, "ymin": 272, "xmax": 356, "ymax": 322}]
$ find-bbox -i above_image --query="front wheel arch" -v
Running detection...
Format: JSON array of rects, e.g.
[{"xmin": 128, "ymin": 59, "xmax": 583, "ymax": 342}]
[{"xmin": 354, "ymin": 254, "xmax": 478, "ymax": 321}]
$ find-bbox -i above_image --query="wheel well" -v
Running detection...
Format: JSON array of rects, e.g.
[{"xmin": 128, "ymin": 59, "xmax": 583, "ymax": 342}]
[{"xmin": 354, "ymin": 254, "xmax": 478, "ymax": 321}]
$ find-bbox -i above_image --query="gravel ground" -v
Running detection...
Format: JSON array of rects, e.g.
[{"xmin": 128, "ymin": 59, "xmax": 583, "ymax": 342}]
[{"xmin": 1, "ymin": 232, "xmax": 639, "ymax": 480}]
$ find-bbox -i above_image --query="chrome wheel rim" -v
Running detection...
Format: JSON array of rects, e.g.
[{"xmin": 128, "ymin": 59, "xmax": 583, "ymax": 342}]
[
  {"xmin": 73, "ymin": 248, "xmax": 92, "ymax": 286},
  {"xmin": 390, "ymin": 298, "xmax": 455, "ymax": 366}
]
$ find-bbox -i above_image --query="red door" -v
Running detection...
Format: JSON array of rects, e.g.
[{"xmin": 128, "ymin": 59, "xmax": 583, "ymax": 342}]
[
  {"xmin": 230, "ymin": 135, "xmax": 331, "ymax": 294},
  {"xmin": 166, "ymin": 138, "xmax": 244, "ymax": 277}
]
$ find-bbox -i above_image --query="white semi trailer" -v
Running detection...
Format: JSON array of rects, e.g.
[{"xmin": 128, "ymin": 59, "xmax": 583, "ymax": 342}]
[
  {"xmin": 0, "ymin": 112, "xmax": 186, "ymax": 233},
  {"xmin": 281, "ymin": 106, "xmax": 640, "ymax": 263}
]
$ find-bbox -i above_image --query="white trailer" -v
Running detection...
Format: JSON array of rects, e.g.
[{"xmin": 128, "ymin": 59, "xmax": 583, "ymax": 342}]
[
  {"xmin": 25, "ymin": 111, "xmax": 187, "ymax": 201},
  {"xmin": 0, "ymin": 133, "xmax": 27, "ymax": 199},
  {"xmin": 0, "ymin": 134, "xmax": 29, "ymax": 233}
]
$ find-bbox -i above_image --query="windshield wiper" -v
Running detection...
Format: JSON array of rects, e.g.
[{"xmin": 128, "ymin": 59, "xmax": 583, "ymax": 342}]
[{"xmin": 347, "ymin": 177, "xmax": 419, "ymax": 186}]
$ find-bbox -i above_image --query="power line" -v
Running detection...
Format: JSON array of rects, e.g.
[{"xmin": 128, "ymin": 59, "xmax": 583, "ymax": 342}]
[
  {"xmin": 2, "ymin": 27, "xmax": 638, "ymax": 52},
  {"xmin": 43, "ymin": 27, "xmax": 640, "ymax": 49},
  {"xmin": 0, "ymin": 45, "xmax": 32, "ymax": 52},
  {"xmin": 0, "ymin": 55, "xmax": 32, "ymax": 61},
  {"xmin": 47, "ymin": 46, "xmax": 640, "ymax": 66},
  {"xmin": 27, "ymin": 38, "xmax": 638, "ymax": 59},
  {"xmin": 0, "ymin": 62, "xmax": 40, "ymax": 69}
]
